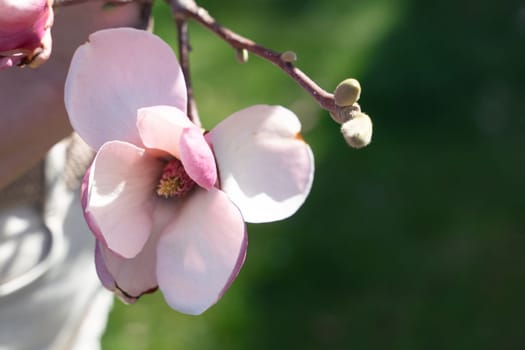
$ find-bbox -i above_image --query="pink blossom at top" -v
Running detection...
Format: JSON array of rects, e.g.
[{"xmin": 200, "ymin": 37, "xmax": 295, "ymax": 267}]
[
  {"xmin": 0, "ymin": 0, "xmax": 53, "ymax": 69},
  {"xmin": 65, "ymin": 28, "xmax": 314, "ymax": 315}
]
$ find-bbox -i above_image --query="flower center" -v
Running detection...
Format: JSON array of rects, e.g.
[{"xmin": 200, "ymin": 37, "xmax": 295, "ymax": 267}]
[{"xmin": 156, "ymin": 158, "xmax": 195, "ymax": 198}]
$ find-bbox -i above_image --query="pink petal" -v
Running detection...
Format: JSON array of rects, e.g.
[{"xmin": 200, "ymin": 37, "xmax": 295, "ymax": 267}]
[
  {"xmin": 86, "ymin": 140, "xmax": 163, "ymax": 258},
  {"xmin": 137, "ymin": 106, "xmax": 217, "ymax": 189},
  {"xmin": 95, "ymin": 240, "xmax": 158, "ymax": 304},
  {"xmin": 94, "ymin": 199, "xmax": 180, "ymax": 302},
  {"xmin": 179, "ymin": 127, "xmax": 217, "ymax": 190},
  {"xmin": 26, "ymin": 16, "xmax": 52, "ymax": 68},
  {"xmin": 81, "ymin": 165, "xmax": 106, "ymax": 245},
  {"xmin": 207, "ymin": 105, "xmax": 314, "ymax": 223},
  {"xmin": 0, "ymin": 0, "xmax": 50, "ymax": 50},
  {"xmin": 65, "ymin": 28, "xmax": 187, "ymax": 150},
  {"xmin": 0, "ymin": 0, "xmax": 45, "ymax": 24},
  {"xmin": 136, "ymin": 105, "xmax": 193, "ymax": 159},
  {"xmin": 94, "ymin": 240, "xmax": 119, "ymax": 294},
  {"xmin": 156, "ymin": 188, "xmax": 247, "ymax": 315}
]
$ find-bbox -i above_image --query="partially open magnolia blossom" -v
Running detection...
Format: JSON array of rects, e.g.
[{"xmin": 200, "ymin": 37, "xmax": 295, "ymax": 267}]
[
  {"xmin": 65, "ymin": 28, "xmax": 314, "ymax": 315},
  {"xmin": 0, "ymin": 0, "xmax": 53, "ymax": 69}
]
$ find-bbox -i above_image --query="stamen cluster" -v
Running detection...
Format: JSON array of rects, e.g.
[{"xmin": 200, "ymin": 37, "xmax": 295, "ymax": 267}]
[{"xmin": 156, "ymin": 158, "xmax": 195, "ymax": 198}]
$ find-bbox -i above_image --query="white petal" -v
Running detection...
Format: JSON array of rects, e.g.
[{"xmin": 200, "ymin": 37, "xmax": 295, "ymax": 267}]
[
  {"xmin": 207, "ymin": 105, "xmax": 314, "ymax": 223},
  {"xmin": 156, "ymin": 188, "xmax": 247, "ymax": 315},
  {"xmin": 65, "ymin": 28, "xmax": 187, "ymax": 150},
  {"xmin": 96, "ymin": 240, "xmax": 158, "ymax": 302},
  {"xmin": 86, "ymin": 141, "xmax": 162, "ymax": 258},
  {"xmin": 94, "ymin": 200, "xmax": 177, "ymax": 302}
]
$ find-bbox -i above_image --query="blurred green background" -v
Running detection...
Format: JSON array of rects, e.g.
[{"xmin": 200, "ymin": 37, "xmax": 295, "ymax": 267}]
[{"xmin": 103, "ymin": 0, "xmax": 525, "ymax": 349}]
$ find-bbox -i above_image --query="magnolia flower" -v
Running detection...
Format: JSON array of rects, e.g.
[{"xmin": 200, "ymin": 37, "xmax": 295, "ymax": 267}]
[
  {"xmin": 0, "ymin": 0, "xmax": 53, "ymax": 69},
  {"xmin": 65, "ymin": 28, "xmax": 314, "ymax": 315}
]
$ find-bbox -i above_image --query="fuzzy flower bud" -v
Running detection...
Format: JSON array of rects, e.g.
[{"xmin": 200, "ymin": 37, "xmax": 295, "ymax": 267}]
[
  {"xmin": 340, "ymin": 112, "xmax": 372, "ymax": 148},
  {"xmin": 0, "ymin": 0, "xmax": 54, "ymax": 69},
  {"xmin": 334, "ymin": 78, "xmax": 361, "ymax": 107},
  {"xmin": 329, "ymin": 103, "xmax": 361, "ymax": 125},
  {"xmin": 281, "ymin": 50, "xmax": 297, "ymax": 63}
]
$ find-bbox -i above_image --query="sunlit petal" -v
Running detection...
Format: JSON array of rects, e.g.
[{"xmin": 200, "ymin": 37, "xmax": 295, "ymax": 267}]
[
  {"xmin": 208, "ymin": 105, "xmax": 314, "ymax": 223},
  {"xmin": 65, "ymin": 28, "xmax": 187, "ymax": 150},
  {"xmin": 85, "ymin": 141, "xmax": 163, "ymax": 258},
  {"xmin": 156, "ymin": 188, "xmax": 247, "ymax": 315},
  {"xmin": 136, "ymin": 105, "xmax": 193, "ymax": 159}
]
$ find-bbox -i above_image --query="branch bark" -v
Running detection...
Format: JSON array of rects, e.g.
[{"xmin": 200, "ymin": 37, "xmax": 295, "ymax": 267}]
[
  {"xmin": 174, "ymin": 17, "xmax": 201, "ymax": 126},
  {"xmin": 53, "ymin": 0, "xmax": 141, "ymax": 7},
  {"xmin": 169, "ymin": 0, "xmax": 336, "ymax": 113}
]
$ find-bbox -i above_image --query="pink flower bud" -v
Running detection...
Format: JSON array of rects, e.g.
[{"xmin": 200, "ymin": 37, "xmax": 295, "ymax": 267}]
[{"xmin": 0, "ymin": 0, "xmax": 54, "ymax": 69}]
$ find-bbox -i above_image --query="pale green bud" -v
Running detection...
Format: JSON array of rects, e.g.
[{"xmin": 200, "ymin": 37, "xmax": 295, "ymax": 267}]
[
  {"xmin": 340, "ymin": 112, "xmax": 372, "ymax": 148},
  {"xmin": 236, "ymin": 48, "xmax": 249, "ymax": 63},
  {"xmin": 281, "ymin": 50, "xmax": 297, "ymax": 63},
  {"xmin": 334, "ymin": 78, "xmax": 361, "ymax": 107}
]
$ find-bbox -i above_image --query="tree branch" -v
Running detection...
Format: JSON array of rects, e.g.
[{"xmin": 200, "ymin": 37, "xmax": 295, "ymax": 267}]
[
  {"xmin": 53, "ymin": 0, "xmax": 141, "ymax": 7},
  {"xmin": 174, "ymin": 16, "xmax": 201, "ymax": 126},
  {"xmin": 55, "ymin": 0, "xmax": 338, "ymax": 114},
  {"xmin": 169, "ymin": 1, "xmax": 336, "ymax": 113}
]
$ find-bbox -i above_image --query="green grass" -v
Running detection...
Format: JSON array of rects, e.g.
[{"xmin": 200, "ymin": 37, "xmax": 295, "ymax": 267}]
[{"xmin": 103, "ymin": 0, "xmax": 525, "ymax": 349}]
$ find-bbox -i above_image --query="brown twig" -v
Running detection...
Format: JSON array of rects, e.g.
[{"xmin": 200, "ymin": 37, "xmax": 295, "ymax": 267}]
[
  {"xmin": 169, "ymin": 1, "xmax": 336, "ymax": 113},
  {"xmin": 53, "ymin": 0, "xmax": 139, "ymax": 7},
  {"xmin": 174, "ymin": 16, "xmax": 201, "ymax": 126}
]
